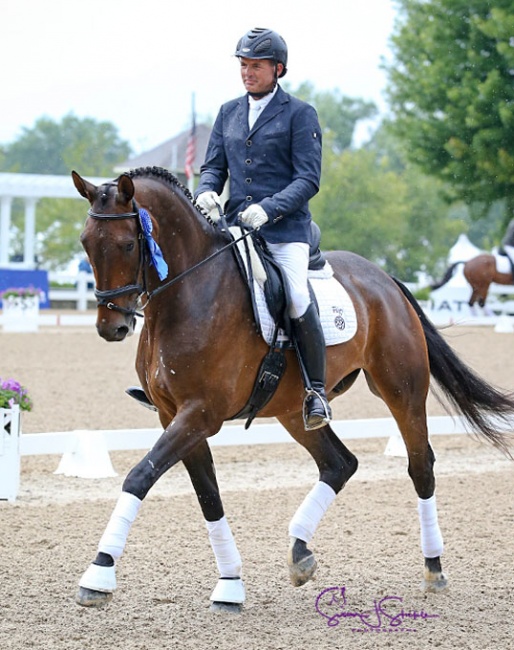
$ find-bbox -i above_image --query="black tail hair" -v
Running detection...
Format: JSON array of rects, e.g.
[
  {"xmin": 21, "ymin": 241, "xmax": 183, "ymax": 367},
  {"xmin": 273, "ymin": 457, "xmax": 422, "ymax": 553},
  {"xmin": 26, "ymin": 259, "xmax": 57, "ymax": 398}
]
[{"xmin": 392, "ymin": 277, "xmax": 513, "ymax": 458}]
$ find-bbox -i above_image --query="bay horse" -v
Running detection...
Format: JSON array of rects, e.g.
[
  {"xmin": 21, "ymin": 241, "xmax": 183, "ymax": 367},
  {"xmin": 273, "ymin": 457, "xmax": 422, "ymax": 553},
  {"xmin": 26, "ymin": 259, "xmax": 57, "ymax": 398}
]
[
  {"xmin": 432, "ymin": 254, "xmax": 514, "ymax": 308},
  {"xmin": 71, "ymin": 166, "xmax": 513, "ymax": 611}
]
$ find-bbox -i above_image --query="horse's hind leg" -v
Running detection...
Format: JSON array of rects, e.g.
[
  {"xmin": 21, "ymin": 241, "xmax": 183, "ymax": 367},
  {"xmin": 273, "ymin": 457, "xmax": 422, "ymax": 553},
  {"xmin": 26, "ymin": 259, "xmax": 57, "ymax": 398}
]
[
  {"xmin": 278, "ymin": 413, "xmax": 358, "ymax": 587},
  {"xmin": 366, "ymin": 368, "xmax": 448, "ymax": 593}
]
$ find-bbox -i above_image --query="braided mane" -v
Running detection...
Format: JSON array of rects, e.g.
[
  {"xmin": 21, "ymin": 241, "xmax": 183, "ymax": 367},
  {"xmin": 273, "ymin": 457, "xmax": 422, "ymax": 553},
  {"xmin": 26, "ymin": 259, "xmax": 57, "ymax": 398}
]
[
  {"xmin": 123, "ymin": 166, "xmax": 194, "ymax": 201},
  {"xmin": 120, "ymin": 166, "xmax": 217, "ymax": 226}
]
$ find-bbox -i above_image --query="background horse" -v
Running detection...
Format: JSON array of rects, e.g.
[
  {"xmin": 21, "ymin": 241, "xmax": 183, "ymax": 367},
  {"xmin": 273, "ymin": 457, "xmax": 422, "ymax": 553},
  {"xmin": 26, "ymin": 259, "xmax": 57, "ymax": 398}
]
[
  {"xmin": 432, "ymin": 254, "xmax": 514, "ymax": 308},
  {"xmin": 71, "ymin": 166, "xmax": 513, "ymax": 612}
]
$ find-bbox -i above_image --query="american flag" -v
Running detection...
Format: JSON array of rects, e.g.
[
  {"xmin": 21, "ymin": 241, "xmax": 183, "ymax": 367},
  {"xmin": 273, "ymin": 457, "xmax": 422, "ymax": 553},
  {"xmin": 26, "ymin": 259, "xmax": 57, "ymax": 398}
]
[{"xmin": 184, "ymin": 98, "xmax": 196, "ymax": 182}]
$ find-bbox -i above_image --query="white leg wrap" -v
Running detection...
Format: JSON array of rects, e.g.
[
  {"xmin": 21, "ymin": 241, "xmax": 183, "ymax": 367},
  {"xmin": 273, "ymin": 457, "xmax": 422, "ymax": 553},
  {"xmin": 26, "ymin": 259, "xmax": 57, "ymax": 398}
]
[
  {"xmin": 205, "ymin": 516, "xmax": 242, "ymax": 578},
  {"xmin": 288, "ymin": 481, "xmax": 337, "ymax": 543},
  {"xmin": 98, "ymin": 492, "xmax": 142, "ymax": 560},
  {"xmin": 418, "ymin": 495, "xmax": 444, "ymax": 558}
]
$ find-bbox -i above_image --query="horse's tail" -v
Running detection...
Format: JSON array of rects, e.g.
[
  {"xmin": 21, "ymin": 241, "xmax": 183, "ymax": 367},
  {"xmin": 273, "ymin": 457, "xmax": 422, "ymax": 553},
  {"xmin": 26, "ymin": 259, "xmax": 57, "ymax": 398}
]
[
  {"xmin": 393, "ymin": 277, "xmax": 513, "ymax": 458},
  {"xmin": 430, "ymin": 261, "xmax": 464, "ymax": 289}
]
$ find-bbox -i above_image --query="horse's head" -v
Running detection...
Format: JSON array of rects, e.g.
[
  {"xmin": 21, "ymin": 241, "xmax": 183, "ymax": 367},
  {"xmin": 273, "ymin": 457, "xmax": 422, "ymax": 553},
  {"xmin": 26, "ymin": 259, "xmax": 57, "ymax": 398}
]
[{"xmin": 72, "ymin": 170, "xmax": 144, "ymax": 341}]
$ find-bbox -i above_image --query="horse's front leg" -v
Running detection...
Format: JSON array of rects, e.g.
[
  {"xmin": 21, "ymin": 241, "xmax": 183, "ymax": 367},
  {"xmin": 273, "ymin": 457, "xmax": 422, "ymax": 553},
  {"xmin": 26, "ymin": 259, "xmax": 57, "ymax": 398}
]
[
  {"xmin": 76, "ymin": 414, "xmax": 231, "ymax": 607},
  {"xmin": 181, "ymin": 443, "xmax": 245, "ymax": 612}
]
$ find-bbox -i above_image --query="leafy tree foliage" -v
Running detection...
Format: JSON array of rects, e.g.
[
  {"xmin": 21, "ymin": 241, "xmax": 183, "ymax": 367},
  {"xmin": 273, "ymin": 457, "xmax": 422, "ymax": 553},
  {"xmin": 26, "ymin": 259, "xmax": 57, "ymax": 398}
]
[
  {"xmin": 1, "ymin": 114, "xmax": 131, "ymax": 268},
  {"xmin": 312, "ymin": 128, "xmax": 463, "ymax": 281},
  {"xmin": 2, "ymin": 113, "xmax": 131, "ymax": 176},
  {"xmin": 286, "ymin": 81, "xmax": 378, "ymax": 152},
  {"xmin": 386, "ymin": 0, "xmax": 514, "ymax": 226}
]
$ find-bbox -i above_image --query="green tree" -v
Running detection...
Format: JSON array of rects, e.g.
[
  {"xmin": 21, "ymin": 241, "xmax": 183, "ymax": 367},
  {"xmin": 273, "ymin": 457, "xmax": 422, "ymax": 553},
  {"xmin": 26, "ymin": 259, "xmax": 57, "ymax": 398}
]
[
  {"xmin": 2, "ymin": 113, "xmax": 131, "ymax": 176},
  {"xmin": 1, "ymin": 114, "xmax": 131, "ymax": 268},
  {"xmin": 286, "ymin": 81, "xmax": 378, "ymax": 152},
  {"xmin": 385, "ymin": 0, "xmax": 514, "ymax": 228},
  {"xmin": 313, "ymin": 126, "xmax": 466, "ymax": 281}
]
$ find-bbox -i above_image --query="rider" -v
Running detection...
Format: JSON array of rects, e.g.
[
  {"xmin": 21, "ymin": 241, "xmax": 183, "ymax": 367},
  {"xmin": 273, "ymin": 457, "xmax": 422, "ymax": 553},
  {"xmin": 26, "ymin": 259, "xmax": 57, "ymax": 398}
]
[
  {"xmin": 194, "ymin": 27, "xmax": 331, "ymax": 431},
  {"xmin": 499, "ymin": 218, "xmax": 514, "ymax": 260}
]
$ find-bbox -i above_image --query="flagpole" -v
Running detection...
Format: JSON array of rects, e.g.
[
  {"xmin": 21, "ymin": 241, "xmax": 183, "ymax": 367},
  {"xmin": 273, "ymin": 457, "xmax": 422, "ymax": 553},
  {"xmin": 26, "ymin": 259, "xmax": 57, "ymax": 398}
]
[{"xmin": 186, "ymin": 93, "xmax": 196, "ymax": 194}]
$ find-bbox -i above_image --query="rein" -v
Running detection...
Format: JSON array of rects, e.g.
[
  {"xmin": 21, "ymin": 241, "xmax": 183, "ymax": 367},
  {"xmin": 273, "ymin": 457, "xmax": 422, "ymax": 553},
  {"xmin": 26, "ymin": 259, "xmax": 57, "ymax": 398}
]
[{"xmin": 87, "ymin": 205, "xmax": 255, "ymax": 316}]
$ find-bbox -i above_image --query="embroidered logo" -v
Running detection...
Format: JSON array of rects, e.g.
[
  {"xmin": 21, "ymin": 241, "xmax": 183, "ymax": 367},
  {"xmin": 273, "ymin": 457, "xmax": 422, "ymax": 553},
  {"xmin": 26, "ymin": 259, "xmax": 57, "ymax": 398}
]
[{"xmin": 332, "ymin": 307, "xmax": 346, "ymax": 331}]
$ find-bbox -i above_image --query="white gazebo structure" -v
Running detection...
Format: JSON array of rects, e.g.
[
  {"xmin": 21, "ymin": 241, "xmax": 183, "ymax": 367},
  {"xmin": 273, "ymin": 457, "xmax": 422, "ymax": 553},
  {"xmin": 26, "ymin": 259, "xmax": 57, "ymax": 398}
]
[{"xmin": 0, "ymin": 172, "xmax": 110, "ymax": 268}]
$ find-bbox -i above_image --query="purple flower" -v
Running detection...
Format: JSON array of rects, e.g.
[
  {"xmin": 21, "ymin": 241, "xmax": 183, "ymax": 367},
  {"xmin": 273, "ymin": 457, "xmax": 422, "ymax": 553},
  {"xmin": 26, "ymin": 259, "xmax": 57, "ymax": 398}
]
[{"xmin": 0, "ymin": 377, "xmax": 33, "ymax": 411}]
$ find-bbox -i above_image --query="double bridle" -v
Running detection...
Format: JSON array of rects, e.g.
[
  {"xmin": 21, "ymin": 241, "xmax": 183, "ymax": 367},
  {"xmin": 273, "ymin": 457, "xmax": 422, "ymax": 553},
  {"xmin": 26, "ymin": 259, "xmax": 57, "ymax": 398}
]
[
  {"xmin": 87, "ymin": 202, "xmax": 256, "ymax": 318},
  {"xmin": 87, "ymin": 204, "xmax": 148, "ymax": 317}
]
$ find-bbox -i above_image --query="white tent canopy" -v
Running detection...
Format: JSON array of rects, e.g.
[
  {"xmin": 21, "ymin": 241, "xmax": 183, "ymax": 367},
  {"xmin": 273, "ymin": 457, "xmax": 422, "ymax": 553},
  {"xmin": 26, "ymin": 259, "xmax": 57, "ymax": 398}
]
[{"xmin": 447, "ymin": 233, "xmax": 483, "ymax": 264}]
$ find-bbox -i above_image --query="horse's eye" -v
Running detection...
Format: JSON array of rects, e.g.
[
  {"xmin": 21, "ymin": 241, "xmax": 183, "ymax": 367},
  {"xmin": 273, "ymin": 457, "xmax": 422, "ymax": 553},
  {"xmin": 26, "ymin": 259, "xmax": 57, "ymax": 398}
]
[{"xmin": 126, "ymin": 242, "xmax": 135, "ymax": 253}]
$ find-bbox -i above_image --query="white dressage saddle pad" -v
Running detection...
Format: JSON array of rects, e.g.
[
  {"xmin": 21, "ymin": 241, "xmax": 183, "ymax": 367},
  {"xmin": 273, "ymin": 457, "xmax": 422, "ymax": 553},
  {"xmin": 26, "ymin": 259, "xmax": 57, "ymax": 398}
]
[
  {"xmin": 255, "ymin": 262, "xmax": 357, "ymax": 347},
  {"xmin": 495, "ymin": 250, "xmax": 514, "ymax": 274},
  {"xmin": 230, "ymin": 227, "xmax": 357, "ymax": 346}
]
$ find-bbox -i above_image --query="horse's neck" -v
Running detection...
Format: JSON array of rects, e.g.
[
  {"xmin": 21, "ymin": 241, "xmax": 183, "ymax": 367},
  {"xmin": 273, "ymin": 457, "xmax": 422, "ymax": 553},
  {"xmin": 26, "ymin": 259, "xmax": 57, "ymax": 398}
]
[{"xmin": 160, "ymin": 202, "xmax": 226, "ymax": 268}]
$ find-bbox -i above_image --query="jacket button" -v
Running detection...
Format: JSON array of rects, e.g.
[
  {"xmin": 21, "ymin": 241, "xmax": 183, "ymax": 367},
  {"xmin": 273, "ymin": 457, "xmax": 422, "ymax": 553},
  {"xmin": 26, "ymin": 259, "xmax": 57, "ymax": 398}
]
[
  {"xmin": 246, "ymin": 140, "xmax": 252, "ymax": 147},
  {"xmin": 245, "ymin": 158, "xmax": 252, "ymax": 165},
  {"xmin": 245, "ymin": 178, "xmax": 252, "ymax": 184},
  {"xmin": 246, "ymin": 195, "xmax": 253, "ymax": 202}
]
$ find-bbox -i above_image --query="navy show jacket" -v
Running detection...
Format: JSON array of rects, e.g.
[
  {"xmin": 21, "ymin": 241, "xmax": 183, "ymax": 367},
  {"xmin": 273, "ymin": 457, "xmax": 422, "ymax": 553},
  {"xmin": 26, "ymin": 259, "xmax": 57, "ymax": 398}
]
[{"xmin": 195, "ymin": 85, "xmax": 322, "ymax": 245}]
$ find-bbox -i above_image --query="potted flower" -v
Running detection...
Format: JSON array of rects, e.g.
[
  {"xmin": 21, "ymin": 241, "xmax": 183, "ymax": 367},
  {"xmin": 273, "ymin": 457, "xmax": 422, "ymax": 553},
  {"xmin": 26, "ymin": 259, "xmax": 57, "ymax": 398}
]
[
  {"xmin": 1, "ymin": 286, "xmax": 42, "ymax": 332},
  {"xmin": 0, "ymin": 377, "xmax": 31, "ymax": 502},
  {"xmin": 0, "ymin": 377, "xmax": 33, "ymax": 412}
]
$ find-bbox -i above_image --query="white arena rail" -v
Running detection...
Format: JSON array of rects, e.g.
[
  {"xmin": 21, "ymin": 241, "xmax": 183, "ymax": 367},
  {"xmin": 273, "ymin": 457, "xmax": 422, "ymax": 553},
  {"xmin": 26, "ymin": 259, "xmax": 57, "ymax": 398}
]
[
  {"xmin": 16, "ymin": 415, "xmax": 473, "ymax": 482},
  {"xmin": 2, "ymin": 415, "xmax": 511, "ymax": 502}
]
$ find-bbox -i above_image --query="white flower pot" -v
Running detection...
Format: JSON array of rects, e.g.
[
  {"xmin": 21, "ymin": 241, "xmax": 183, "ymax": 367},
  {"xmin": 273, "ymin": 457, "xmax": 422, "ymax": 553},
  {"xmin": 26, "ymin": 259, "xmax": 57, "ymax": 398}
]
[
  {"xmin": 0, "ymin": 405, "xmax": 21, "ymax": 502},
  {"xmin": 2, "ymin": 295, "xmax": 39, "ymax": 332}
]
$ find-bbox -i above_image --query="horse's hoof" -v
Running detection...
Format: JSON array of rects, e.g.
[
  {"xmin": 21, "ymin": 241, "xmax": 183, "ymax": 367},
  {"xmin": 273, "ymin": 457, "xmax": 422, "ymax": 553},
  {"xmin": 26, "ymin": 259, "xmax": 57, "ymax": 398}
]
[
  {"xmin": 422, "ymin": 573, "xmax": 448, "ymax": 593},
  {"xmin": 289, "ymin": 553, "xmax": 317, "ymax": 587},
  {"xmin": 76, "ymin": 586, "xmax": 113, "ymax": 607},
  {"xmin": 288, "ymin": 538, "xmax": 317, "ymax": 587},
  {"xmin": 210, "ymin": 601, "xmax": 243, "ymax": 614},
  {"xmin": 422, "ymin": 557, "xmax": 448, "ymax": 593}
]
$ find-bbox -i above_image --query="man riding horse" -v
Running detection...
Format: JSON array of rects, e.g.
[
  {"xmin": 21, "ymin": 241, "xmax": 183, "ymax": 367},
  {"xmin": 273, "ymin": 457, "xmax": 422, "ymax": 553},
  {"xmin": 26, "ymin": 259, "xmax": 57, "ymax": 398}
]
[{"xmin": 195, "ymin": 27, "xmax": 331, "ymax": 430}]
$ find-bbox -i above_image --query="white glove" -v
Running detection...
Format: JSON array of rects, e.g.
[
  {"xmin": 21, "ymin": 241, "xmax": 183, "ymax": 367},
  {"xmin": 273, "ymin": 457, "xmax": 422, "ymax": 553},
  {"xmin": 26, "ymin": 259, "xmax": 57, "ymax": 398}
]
[
  {"xmin": 240, "ymin": 204, "xmax": 268, "ymax": 229},
  {"xmin": 195, "ymin": 191, "xmax": 222, "ymax": 222}
]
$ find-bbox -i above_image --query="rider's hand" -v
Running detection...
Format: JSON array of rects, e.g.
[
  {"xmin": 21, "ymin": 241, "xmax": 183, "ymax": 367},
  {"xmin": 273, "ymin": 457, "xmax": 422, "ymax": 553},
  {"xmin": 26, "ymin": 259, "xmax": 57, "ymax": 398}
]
[
  {"xmin": 240, "ymin": 204, "xmax": 269, "ymax": 229},
  {"xmin": 195, "ymin": 191, "xmax": 222, "ymax": 222}
]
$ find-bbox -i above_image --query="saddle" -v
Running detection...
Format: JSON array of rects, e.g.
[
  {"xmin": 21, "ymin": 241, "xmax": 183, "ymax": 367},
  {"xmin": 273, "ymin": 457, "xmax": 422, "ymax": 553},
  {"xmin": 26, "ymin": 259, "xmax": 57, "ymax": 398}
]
[{"xmin": 229, "ymin": 223, "xmax": 326, "ymax": 428}]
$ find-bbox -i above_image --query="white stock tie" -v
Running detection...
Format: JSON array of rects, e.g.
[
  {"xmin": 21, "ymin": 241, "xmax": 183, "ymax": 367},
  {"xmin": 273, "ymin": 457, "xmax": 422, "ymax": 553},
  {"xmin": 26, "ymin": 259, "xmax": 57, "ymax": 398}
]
[{"xmin": 248, "ymin": 104, "xmax": 263, "ymax": 130}]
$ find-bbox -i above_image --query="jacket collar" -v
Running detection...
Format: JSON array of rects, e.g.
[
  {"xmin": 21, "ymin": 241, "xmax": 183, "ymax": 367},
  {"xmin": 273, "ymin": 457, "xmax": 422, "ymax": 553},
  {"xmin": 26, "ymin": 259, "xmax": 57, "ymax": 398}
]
[{"xmin": 237, "ymin": 85, "xmax": 289, "ymax": 135}]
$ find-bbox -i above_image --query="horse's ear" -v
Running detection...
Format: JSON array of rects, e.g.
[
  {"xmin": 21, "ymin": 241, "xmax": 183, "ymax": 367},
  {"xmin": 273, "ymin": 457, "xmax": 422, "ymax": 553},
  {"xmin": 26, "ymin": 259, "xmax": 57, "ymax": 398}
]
[
  {"xmin": 117, "ymin": 174, "xmax": 135, "ymax": 204},
  {"xmin": 71, "ymin": 170, "xmax": 98, "ymax": 203}
]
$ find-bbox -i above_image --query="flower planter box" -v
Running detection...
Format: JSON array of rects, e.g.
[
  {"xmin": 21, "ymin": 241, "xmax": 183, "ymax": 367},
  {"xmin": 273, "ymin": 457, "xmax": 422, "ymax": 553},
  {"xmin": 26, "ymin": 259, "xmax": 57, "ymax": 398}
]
[
  {"xmin": 2, "ymin": 295, "xmax": 39, "ymax": 332},
  {"xmin": 0, "ymin": 406, "xmax": 21, "ymax": 501}
]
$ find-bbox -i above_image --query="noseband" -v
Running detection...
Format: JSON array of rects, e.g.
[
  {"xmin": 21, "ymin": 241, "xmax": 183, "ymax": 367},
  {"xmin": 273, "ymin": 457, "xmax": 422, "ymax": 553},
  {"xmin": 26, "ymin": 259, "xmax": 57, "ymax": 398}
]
[{"xmin": 87, "ymin": 203, "xmax": 146, "ymax": 317}]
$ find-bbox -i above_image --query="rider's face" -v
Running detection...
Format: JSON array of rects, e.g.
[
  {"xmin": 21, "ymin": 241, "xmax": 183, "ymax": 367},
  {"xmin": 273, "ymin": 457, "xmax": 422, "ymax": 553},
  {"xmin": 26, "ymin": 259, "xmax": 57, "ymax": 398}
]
[{"xmin": 240, "ymin": 57, "xmax": 283, "ymax": 96}]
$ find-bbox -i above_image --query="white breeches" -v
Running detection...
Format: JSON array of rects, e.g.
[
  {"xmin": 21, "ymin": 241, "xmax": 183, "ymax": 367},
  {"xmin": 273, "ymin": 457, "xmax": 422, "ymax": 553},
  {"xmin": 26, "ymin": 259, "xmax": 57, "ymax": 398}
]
[{"xmin": 266, "ymin": 241, "xmax": 310, "ymax": 318}]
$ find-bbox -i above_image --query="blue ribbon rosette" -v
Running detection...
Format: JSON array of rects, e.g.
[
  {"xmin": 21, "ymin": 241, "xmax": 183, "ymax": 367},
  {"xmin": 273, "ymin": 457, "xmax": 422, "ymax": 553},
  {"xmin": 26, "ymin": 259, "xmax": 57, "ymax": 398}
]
[{"xmin": 138, "ymin": 208, "xmax": 168, "ymax": 281}]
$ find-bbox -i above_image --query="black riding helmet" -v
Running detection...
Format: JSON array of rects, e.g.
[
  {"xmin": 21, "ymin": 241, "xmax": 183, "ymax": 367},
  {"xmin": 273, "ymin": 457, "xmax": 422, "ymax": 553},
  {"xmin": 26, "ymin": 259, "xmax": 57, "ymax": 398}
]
[{"xmin": 235, "ymin": 27, "xmax": 288, "ymax": 78}]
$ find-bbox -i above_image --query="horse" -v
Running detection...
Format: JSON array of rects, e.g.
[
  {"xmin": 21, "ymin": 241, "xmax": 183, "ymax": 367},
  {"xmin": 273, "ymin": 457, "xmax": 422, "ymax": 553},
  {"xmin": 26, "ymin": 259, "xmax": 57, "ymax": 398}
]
[
  {"xmin": 71, "ymin": 166, "xmax": 514, "ymax": 612},
  {"xmin": 431, "ymin": 253, "xmax": 514, "ymax": 308}
]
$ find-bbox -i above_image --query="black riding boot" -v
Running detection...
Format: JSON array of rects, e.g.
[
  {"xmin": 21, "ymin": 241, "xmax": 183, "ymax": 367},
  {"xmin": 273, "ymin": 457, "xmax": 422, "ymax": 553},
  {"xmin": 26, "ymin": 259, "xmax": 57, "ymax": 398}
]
[{"xmin": 292, "ymin": 303, "xmax": 332, "ymax": 431}]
